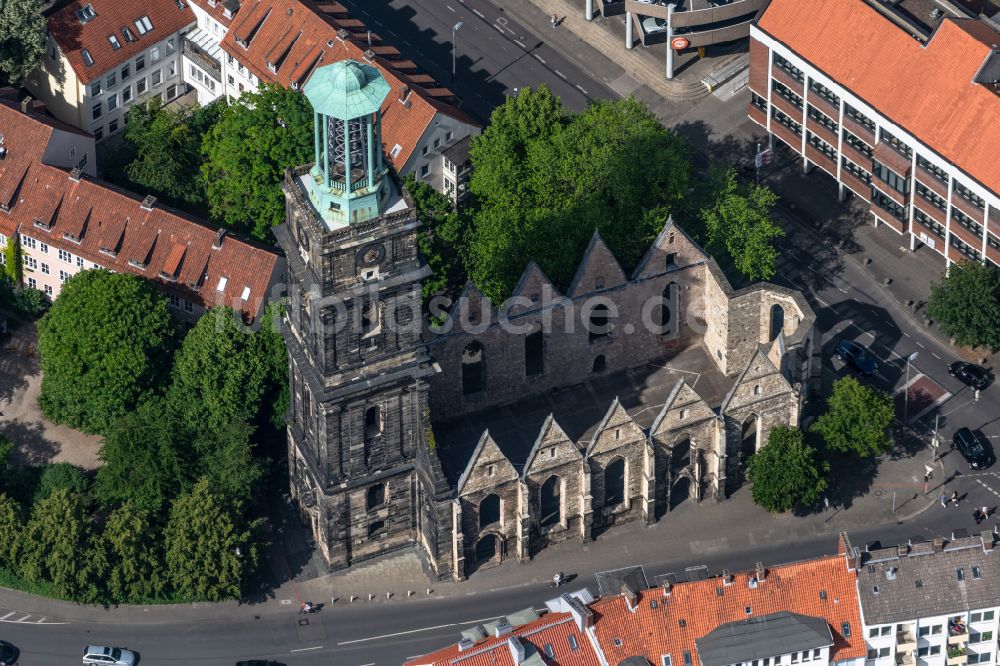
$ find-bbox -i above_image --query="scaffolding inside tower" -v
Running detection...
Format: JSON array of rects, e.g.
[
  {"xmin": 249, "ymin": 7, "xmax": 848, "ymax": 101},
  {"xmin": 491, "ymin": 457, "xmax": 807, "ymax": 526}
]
[{"xmin": 328, "ymin": 116, "xmax": 369, "ymax": 186}]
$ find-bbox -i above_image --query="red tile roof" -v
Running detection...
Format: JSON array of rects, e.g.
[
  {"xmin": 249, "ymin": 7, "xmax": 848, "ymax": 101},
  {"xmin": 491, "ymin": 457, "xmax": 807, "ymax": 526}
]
[
  {"xmin": 218, "ymin": 0, "xmax": 478, "ymax": 169},
  {"xmin": 590, "ymin": 555, "xmax": 865, "ymax": 666},
  {"xmin": 47, "ymin": 0, "xmax": 195, "ymax": 84},
  {"xmin": 756, "ymin": 0, "xmax": 1000, "ymax": 197},
  {"xmin": 0, "ymin": 102, "xmax": 278, "ymax": 321},
  {"xmin": 406, "ymin": 613, "xmax": 602, "ymax": 666}
]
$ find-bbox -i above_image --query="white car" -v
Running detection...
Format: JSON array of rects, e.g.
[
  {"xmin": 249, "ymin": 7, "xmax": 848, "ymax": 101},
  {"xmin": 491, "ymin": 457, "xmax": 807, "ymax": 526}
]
[{"xmin": 83, "ymin": 646, "xmax": 138, "ymax": 666}]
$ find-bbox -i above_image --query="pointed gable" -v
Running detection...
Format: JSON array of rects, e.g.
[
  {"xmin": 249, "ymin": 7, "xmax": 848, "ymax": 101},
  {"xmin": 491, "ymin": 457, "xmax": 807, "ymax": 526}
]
[
  {"xmin": 650, "ymin": 379, "xmax": 717, "ymax": 438},
  {"xmin": 522, "ymin": 415, "xmax": 581, "ymax": 479},
  {"xmin": 507, "ymin": 261, "xmax": 560, "ymax": 317},
  {"xmin": 568, "ymin": 231, "xmax": 627, "ymax": 298},
  {"xmin": 586, "ymin": 398, "xmax": 645, "ymax": 457},
  {"xmin": 720, "ymin": 346, "xmax": 793, "ymax": 415},
  {"xmin": 457, "ymin": 431, "xmax": 518, "ymax": 496},
  {"xmin": 439, "ymin": 281, "xmax": 497, "ymax": 332},
  {"xmin": 631, "ymin": 216, "xmax": 708, "ymax": 280}
]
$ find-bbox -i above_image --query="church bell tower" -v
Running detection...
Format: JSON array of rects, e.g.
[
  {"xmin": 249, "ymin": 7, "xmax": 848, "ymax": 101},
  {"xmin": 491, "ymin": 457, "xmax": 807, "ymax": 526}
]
[{"xmin": 278, "ymin": 60, "xmax": 446, "ymax": 572}]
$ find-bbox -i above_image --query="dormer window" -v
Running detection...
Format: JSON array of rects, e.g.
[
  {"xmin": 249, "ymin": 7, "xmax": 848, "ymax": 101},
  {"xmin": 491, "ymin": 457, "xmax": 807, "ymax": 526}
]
[
  {"xmin": 99, "ymin": 246, "xmax": 117, "ymax": 258},
  {"xmin": 128, "ymin": 259, "xmax": 147, "ymax": 271},
  {"xmin": 76, "ymin": 4, "xmax": 97, "ymax": 23},
  {"xmin": 134, "ymin": 16, "xmax": 153, "ymax": 35}
]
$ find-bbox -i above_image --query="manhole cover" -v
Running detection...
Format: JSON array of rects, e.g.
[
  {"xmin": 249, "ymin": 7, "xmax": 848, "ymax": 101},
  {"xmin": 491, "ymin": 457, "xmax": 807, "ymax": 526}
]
[{"xmin": 298, "ymin": 619, "xmax": 310, "ymax": 626}]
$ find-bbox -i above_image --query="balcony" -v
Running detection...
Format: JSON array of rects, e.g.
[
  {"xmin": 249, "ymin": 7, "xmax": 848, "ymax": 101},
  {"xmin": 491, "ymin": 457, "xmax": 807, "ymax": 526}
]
[
  {"xmin": 896, "ymin": 652, "xmax": 915, "ymax": 666},
  {"xmin": 182, "ymin": 38, "xmax": 222, "ymax": 82},
  {"xmin": 949, "ymin": 621, "xmax": 969, "ymax": 644},
  {"xmin": 896, "ymin": 630, "xmax": 917, "ymax": 652},
  {"xmin": 947, "ymin": 645, "xmax": 967, "ymax": 666}
]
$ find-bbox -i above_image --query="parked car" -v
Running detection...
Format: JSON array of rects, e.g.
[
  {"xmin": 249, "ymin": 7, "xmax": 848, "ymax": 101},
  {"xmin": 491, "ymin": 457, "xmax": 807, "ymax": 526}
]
[
  {"xmin": 953, "ymin": 427, "xmax": 996, "ymax": 470},
  {"xmin": 83, "ymin": 646, "xmax": 137, "ymax": 666},
  {"xmin": 0, "ymin": 640, "xmax": 18, "ymax": 666},
  {"xmin": 835, "ymin": 339, "xmax": 877, "ymax": 375},
  {"xmin": 642, "ymin": 16, "xmax": 668, "ymax": 32},
  {"xmin": 949, "ymin": 361, "xmax": 991, "ymax": 391}
]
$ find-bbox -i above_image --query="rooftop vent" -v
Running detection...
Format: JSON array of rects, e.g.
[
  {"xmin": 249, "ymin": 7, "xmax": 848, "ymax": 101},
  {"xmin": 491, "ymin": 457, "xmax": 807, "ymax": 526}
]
[
  {"xmin": 622, "ymin": 584, "xmax": 638, "ymax": 611},
  {"xmin": 886, "ymin": 567, "xmax": 897, "ymax": 581},
  {"xmin": 213, "ymin": 228, "xmax": 226, "ymax": 249},
  {"xmin": 68, "ymin": 166, "xmax": 83, "ymax": 182},
  {"xmin": 140, "ymin": 194, "xmax": 156, "ymax": 211},
  {"xmin": 457, "ymin": 637, "xmax": 475, "ymax": 652},
  {"xmin": 363, "ymin": 49, "xmax": 376, "ymax": 63},
  {"xmin": 20, "ymin": 96, "xmax": 33, "ymax": 115},
  {"xmin": 755, "ymin": 562, "xmax": 767, "ymax": 583},
  {"xmin": 337, "ymin": 28, "xmax": 350, "ymax": 42},
  {"xmin": 722, "ymin": 569, "xmax": 733, "ymax": 586}
]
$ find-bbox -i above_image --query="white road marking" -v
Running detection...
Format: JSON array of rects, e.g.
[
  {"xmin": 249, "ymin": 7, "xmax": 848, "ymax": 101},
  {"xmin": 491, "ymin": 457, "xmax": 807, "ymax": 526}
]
[
  {"xmin": 0, "ymin": 612, "xmax": 14, "ymax": 620},
  {"xmin": 555, "ymin": 70, "xmax": 567, "ymax": 79},
  {"xmin": 915, "ymin": 341, "xmax": 925, "ymax": 348},
  {"xmin": 15, "ymin": 614, "xmax": 30, "ymax": 622},
  {"xmin": 838, "ymin": 287, "xmax": 848, "ymax": 293},
  {"xmin": 505, "ymin": 27, "xmax": 516, "ymax": 35},
  {"xmin": 493, "ymin": 24, "xmax": 504, "ymax": 33},
  {"xmin": 903, "ymin": 332, "xmax": 911, "ymax": 338},
  {"xmin": 34, "ymin": 617, "xmax": 46, "ymax": 623},
  {"xmin": 290, "ymin": 646, "xmax": 324, "ymax": 653},
  {"xmin": 932, "ymin": 352, "xmax": 942, "ymax": 360},
  {"xmin": 446, "ymin": 4, "xmax": 455, "ymax": 11},
  {"xmin": 359, "ymin": 663, "xmax": 376, "ymax": 666},
  {"xmin": 473, "ymin": 8, "xmax": 485, "ymax": 18},
  {"xmin": 534, "ymin": 54, "xmax": 546, "ymax": 64},
  {"xmin": 338, "ymin": 622, "xmax": 457, "ymax": 645},
  {"xmin": 515, "ymin": 40, "xmax": 526, "ymax": 48},
  {"xmin": 575, "ymin": 84, "xmax": 588, "ymax": 94}
]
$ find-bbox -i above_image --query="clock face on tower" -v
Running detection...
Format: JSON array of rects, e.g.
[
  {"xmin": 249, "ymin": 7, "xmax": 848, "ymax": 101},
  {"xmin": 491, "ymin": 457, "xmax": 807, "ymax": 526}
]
[{"xmin": 357, "ymin": 243, "xmax": 386, "ymax": 268}]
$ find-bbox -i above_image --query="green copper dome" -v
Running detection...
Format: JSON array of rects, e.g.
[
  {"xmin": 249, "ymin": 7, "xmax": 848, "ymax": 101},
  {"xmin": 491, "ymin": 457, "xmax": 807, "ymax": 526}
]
[{"xmin": 304, "ymin": 60, "xmax": 391, "ymax": 120}]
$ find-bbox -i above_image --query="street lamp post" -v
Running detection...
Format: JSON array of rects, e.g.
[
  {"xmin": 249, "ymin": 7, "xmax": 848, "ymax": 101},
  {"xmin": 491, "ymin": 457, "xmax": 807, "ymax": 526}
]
[
  {"xmin": 904, "ymin": 351, "xmax": 919, "ymax": 425},
  {"xmin": 452, "ymin": 21, "xmax": 464, "ymax": 88}
]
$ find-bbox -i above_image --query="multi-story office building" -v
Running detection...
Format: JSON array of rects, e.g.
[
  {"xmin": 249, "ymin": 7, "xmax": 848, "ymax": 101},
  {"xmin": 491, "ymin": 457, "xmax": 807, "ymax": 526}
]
[
  {"xmin": 0, "ymin": 92, "xmax": 280, "ymax": 323},
  {"xmin": 26, "ymin": 0, "xmax": 192, "ymax": 142},
  {"xmin": 857, "ymin": 533, "xmax": 1000, "ymax": 666},
  {"xmin": 749, "ymin": 0, "xmax": 1000, "ymax": 268}
]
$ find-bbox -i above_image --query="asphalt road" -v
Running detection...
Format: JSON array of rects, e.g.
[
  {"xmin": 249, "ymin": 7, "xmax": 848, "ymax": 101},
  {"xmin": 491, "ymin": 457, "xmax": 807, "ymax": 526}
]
[{"xmin": 336, "ymin": 0, "xmax": 617, "ymax": 120}]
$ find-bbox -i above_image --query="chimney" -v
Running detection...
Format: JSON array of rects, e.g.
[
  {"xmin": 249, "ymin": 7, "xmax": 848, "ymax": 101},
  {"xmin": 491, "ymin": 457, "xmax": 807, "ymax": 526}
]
[
  {"xmin": 621, "ymin": 584, "xmax": 638, "ymax": 611},
  {"xmin": 662, "ymin": 581, "xmax": 671, "ymax": 596},
  {"xmin": 841, "ymin": 532, "xmax": 859, "ymax": 571},
  {"xmin": 68, "ymin": 166, "xmax": 83, "ymax": 182},
  {"xmin": 493, "ymin": 618, "xmax": 512, "ymax": 638},
  {"xmin": 982, "ymin": 531, "xmax": 995, "ymax": 552},
  {"xmin": 755, "ymin": 562, "xmax": 767, "ymax": 583},
  {"xmin": 562, "ymin": 593, "xmax": 594, "ymax": 630},
  {"xmin": 213, "ymin": 228, "xmax": 227, "ymax": 249},
  {"xmin": 897, "ymin": 544, "xmax": 909, "ymax": 557},
  {"xmin": 457, "ymin": 637, "xmax": 475, "ymax": 652},
  {"xmin": 140, "ymin": 194, "xmax": 156, "ymax": 211},
  {"xmin": 363, "ymin": 48, "xmax": 376, "ymax": 63},
  {"xmin": 506, "ymin": 637, "xmax": 526, "ymax": 666},
  {"xmin": 336, "ymin": 28, "xmax": 350, "ymax": 42},
  {"xmin": 933, "ymin": 537, "xmax": 945, "ymax": 553},
  {"xmin": 21, "ymin": 96, "xmax": 33, "ymax": 115},
  {"xmin": 398, "ymin": 85, "xmax": 412, "ymax": 108},
  {"xmin": 722, "ymin": 569, "xmax": 733, "ymax": 586}
]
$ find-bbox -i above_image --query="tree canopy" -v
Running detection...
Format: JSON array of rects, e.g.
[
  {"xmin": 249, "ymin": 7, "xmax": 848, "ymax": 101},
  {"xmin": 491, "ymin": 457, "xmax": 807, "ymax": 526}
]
[
  {"xmin": 812, "ymin": 376, "xmax": 895, "ymax": 457},
  {"xmin": 747, "ymin": 426, "xmax": 828, "ymax": 512},
  {"xmin": 927, "ymin": 260, "xmax": 1000, "ymax": 350},
  {"xmin": 37, "ymin": 270, "xmax": 177, "ymax": 435},
  {"xmin": 102, "ymin": 501, "xmax": 167, "ymax": 602},
  {"xmin": 202, "ymin": 84, "xmax": 313, "ymax": 240},
  {"xmin": 0, "ymin": 0, "xmax": 46, "ymax": 86},
  {"xmin": 17, "ymin": 488, "xmax": 91, "ymax": 598},
  {"xmin": 405, "ymin": 174, "xmax": 465, "ymax": 302},
  {"xmin": 464, "ymin": 87, "xmax": 691, "ymax": 303}
]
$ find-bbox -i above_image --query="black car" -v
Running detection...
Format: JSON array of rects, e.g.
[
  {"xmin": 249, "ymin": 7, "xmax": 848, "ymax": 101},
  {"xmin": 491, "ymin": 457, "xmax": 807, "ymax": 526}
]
[
  {"xmin": 954, "ymin": 427, "xmax": 996, "ymax": 470},
  {"xmin": 835, "ymin": 340, "xmax": 877, "ymax": 375},
  {"xmin": 949, "ymin": 361, "xmax": 991, "ymax": 391},
  {"xmin": 0, "ymin": 640, "xmax": 18, "ymax": 666}
]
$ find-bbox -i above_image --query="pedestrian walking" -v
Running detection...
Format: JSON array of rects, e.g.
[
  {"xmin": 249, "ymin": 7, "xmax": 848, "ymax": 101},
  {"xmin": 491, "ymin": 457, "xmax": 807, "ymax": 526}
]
[
  {"xmin": 823, "ymin": 496, "xmax": 830, "ymax": 511},
  {"xmin": 950, "ymin": 491, "xmax": 960, "ymax": 506},
  {"xmin": 939, "ymin": 492, "xmax": 948, "ymax": 508},
  {"xmin": 975, "ymin": 508, "xmax": 984, "ymax": 524},
  {"xmin": 551, "ymin": 13, "xmax": 558, "ymax": 28},
  {"xmin": 983, "ymin": 506, "xmax": 991, "ymax": 519}
]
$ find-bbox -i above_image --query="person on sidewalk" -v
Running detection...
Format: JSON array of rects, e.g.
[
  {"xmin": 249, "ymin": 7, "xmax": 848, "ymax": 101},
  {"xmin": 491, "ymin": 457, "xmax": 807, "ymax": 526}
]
[
  {"xmin": 940, "ymin": 492, "xmax": 949, "ymax": 508},
  {"xmin": 975, "ymin": 508, "xmax": 983, "ymax": 525},
  {"xmin": 950, "ymin": 491, "xmax": 960, "ymax": 506},
  {"xmin": 551, "ymin": 14, "xmax": 558, "ymax": 28}
]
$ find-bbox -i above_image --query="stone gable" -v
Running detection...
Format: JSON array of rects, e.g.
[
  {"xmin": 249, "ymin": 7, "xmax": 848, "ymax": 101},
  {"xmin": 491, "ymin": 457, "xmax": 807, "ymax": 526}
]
[
  {"xmin": 567, "ymin": 231, "xmax": 628, "ymax": 297},
  {"xmin": 522, "ymin": 415, "xmax": 581, "ymax": 478},
  {"xmin": 507, "ymin": 261, "xmax": 560, "ymax": 317},
  {"xmin": 631, "ymin": 217, "xmax": 708, "ymax": 281},
  {"xmin": 586, "ymin": 399, "xmax": 646, "ymax": 457},
  {"xmin": 457, "ymin": 431, "xmax": 520, "ymax": 496}
]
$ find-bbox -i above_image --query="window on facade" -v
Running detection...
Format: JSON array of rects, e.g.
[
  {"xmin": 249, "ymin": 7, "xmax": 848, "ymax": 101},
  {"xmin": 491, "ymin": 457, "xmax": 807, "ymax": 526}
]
[
  {"xmin": 109, "ymin": 119, "xmax": 118, "ymax": 134},
  {"xmin": 872, "ymin": 160, "xmax": 909, "ymax": 195},
  {"xmin": 807, "ymin": 104, "xmax": 838, "ymax": 133},
  {"xmin": 604, "ymin": 458, "xmax": 626, "ymax": 507},
  {"xmin": 880, "ymin": 128, "xmax": 912, "ymax": 158},
  {"xmin": 808, "ymin": 79, "xmax": 839, "ymax": 106},
  {"xmin": 136, "ymin": 55, "xmax": 145, "ymax": 72},
  {"xmin": 150, "ymin": 46, "xmax": 160, "ymax": 63},
  {"xmin": 751, "ymin": 91, "xmax": 767, "ymax": 112},
  {"xmin": 871, "ymin": 189, "xmax": 907, "ymax": 221},
  {"xmin": 44, "ymin": 284, "xmax": 52, "ymax": 296},
  {"xmin": 21, "ymin": 236, "xmax": 36, "ymax": 249},
  {"xmin": 952, "ymin": 208, "xmax": 984, "ymax": 238},
  {"xmin": 152, "ymin": 69, "xmax": 161, "ymax": 86},
  {"xmin": 539, "ymin": 475, "xmax": 562, "ymax": 527},
  {"xmin": 841, "ymin": 158, "xmax": 871, "ymax": 185},
  {"xmin": 94, "ymin": 126, "xmax": 103, "ymax": 141},
  {"xmin": 950, "ymin": 233, "xmax": 982, "ymax": 261},
  {"xmin": 770, "ymin": 106, "xmax": 802, "ymax": 135},
  {"xmin": 24, "ymin": 257, "xmax": 37, "ymax": 270},
  {"xmin": 121, "ymin": 64, "xmax": 130, "ymax": 80},
  {"xmin": 40, "ymin": 263, "xmax": 49, "ymax": 275},
  {"xmin": 461, "ymin": 341, "xmax": 485, "ymax": 395},
  {"xmin": 845, "ymin": 104, "xmax": 875, "ymax": 134},
  {"xmin": 773, "ymin": 53, "xmax": 804, "ymax": 82},
  {"xmin": 122, "ymin": 85, "xmax": 132, "ymax": 103},
  {"xmin": 588, "ymin": 303, "xmax": 612, "ymax": 342},
  {"xmin": 955, "ymin": 182, "xmax": 985, "ymax": 210},
  {"xmin": 167, "ymin": 38, "xmax": 175, "ymax": 54},
  {"xmin": 771, "ymin": 79, "xmax": 803, "ymax": 109},
  {"xmin": 106, "ymin": 72, "xmax": 117, "ymax": 89},
  {"xmin": 806, "ymin": 132, "xmax": 836, "ymax": 161},
  {"xmin": 137, "ymin": 78, "xmax": 147, "ymax": 95},
  {"xmin": 479, "ymin": 494, "xmax": 500, "ymax": 528},
  {"xmin": 107, "ymin": 94, "xmax": 117, "ymax": 111},
  {"xmin": 91, "ymin": 102, "xmax": 102, "ymax": 120},
  {"xmin": 59, "ymin": 270, "xmax": 70, "ymax": 282},
  {"xmin": 366, "ymin": 483, "xmax": 385, "ymax": 510},
  {"xmin": 916, "ymin": 155, "xmax": 948, "ymax": 184},
  {"xmin": 39, "ymin": 242, "xmax": 47, "ymax": 254},
  {"xmin": 367, "ymin": 520, "xmax": 385, "ymax": 537},
  {"xmin": 842, "ymin": 129, "xmax": 873, "ymax": 158},
  {"xmin": 524, "ymin": 330, "xmax": 543, "ymax": 377},
  {"xmin": 364, "ymin": 405, "xmax": 383, "ymax": 442},
  {"xmin": 76, "ymin": 256, "xmax": 84, "ymax": 268},
  {"xmin": 58, "ymin": 249, "xmax": 70, "ymax": 262},
  {"xmin": 27, "ymin": 277, "xmax": 36, "ymax": 289}
]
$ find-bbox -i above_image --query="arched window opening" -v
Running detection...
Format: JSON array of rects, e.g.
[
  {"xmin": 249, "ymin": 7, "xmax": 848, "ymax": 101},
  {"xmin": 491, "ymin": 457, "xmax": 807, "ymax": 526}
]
[
  {"xmin": 367, "ymin": 520, "xmax": 385, "ymax": 536},
  {"xmin": 361, "ymin": 301, "xmax": 380, "ymax": 337},
  {"xmin": 604, "ymin": 458, "xmax": 626, "ymax": 508},
  {"xmin": 479, "ymin": 493, "xmax": 501, "ymax": 529},
  {"xmin": 592, "ymin": 354, "xmax": 607, "ymax": 374},
  {"xmin": 769, "ymin": 304, "xmax": 785, "ymax": 341},
  {"xmin": 660, "ymin": 282, "xmax": 678, "ymax": 334},
  {"xmin": 540, "ymin": 476, "xmax": 562, "ymax": 527},
  {"xmin": 462, "ymin": 341, "xmax": 485, "ymax": 395},
  {"xmin": 525, "ymin": 330, "xmax": 544, "ymax": 377},
  {"xmin": 366, "ymin": 483, "xmax": 386, "ymax": 510},
  {"xmin": 589, "ymin": 304, "xmax": 612, "ymax": 342},
  {"xmin": 364, "ymin": 405, "xmax": 383, "ymax": 442}
]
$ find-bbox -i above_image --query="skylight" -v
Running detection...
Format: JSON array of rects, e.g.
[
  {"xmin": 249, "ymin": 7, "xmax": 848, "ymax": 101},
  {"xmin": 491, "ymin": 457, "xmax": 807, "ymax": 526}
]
[
  {"xmin": 121, "ymin": 26, "xmax": 136, "ymax": 43},
  {"xmin": 108, "ymin": 34, "xmax": 121, "ymax": 50},
  {"xmin": 76, "ymin": 4, "xmax": 97, "ymax": 23},
  {"xmin": 240, "ymin": 286, "xmax": 251, "ymax": 300},
  {"xmin": 134, "ymin": 16, "xmax": 153, "ymax": 35},
  {"xmin": 216, "ymin": 276, "xmax": 228, "ymax": 292},
  {"xmin": 81, "ymin": 49, "xmax": 94, "ymax": 67}
]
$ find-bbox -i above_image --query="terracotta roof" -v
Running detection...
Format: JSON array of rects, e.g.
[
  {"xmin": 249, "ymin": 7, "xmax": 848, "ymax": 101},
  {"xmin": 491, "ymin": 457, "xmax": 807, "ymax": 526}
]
[
  {"xmin": 47, "ymin": 0, "xmax": 196, "ymax": 84},
  {"xmin": 590, "ymin": 555, "xmax": 866, "ymax": 666},
  {"xmin": 218, "ymin": 0, "xmax": 478, "ymax": 169},
  {"xmin": 0, "ymin": 103, "xmax": 278, "ymax": 321},
  {"xmin": 756, "ymin": 0, "xmax": 1000, "ymax": 196},
  {"xmin": 406, "ymin": 613, "xmax": 602, "ymax": 666},
  {"xmin": 187, "ymin": 0, "xmax": 240, "ymax": 27}
]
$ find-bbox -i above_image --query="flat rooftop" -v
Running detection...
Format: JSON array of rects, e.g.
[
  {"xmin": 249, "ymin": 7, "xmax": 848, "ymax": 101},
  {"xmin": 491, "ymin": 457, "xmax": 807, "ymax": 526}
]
[{"xmin": 433, "ymin": 344, "xmax": 731, "ymax": 484}]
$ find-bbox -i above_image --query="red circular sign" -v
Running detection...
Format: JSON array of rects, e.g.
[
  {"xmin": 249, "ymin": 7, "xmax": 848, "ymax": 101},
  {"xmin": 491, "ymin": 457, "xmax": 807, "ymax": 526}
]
[{"xmin": 671, "ymin": 37, "xmax": 690, "ymax": 50}]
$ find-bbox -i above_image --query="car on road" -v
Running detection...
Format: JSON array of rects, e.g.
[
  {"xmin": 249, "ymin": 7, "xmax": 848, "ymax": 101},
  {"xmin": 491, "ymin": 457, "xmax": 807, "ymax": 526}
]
[
  {"xmin": 949, "ymin": 361, "xmax": 991, "ymax": 391},
  {"xmin": 0, "ymin": 640, "xmax": 18, "ymax": 666},
  {"xmin": 83, "ymin": 645, "xmax": 137, "ymax": 666},
  {"xmin": 953, "ymin": 427, "xmax": 996, "ymax": 470},
  {"xmin": 835, "ymin": 339, "xmax": 877, "ymax": 375}
]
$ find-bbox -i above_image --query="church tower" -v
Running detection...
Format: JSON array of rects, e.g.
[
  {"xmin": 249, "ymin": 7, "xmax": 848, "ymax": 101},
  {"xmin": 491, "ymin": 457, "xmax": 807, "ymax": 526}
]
[{"xmin": 278, "ymin": 60, "xmax": 446, "ymax": 572}]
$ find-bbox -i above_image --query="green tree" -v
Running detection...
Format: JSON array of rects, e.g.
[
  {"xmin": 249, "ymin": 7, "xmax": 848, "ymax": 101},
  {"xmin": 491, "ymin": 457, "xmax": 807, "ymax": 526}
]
[
  {"xmin": 747, "ymin": 426, "xmax": 829, "ymax": 512},
  {"xmin": 3, "ymin": 236, "xmax": 22, "ymax": 283},
  {"xmin": 164, "ymin": 478, "xmax": 258, "ymax": 601},
  {"xmin": 812, "ymin": 376, "xmax": 895, "ymax": 457},
  {"xmin": 122, "ymin": 100, "xmax": 206, "ymax": 207},
  {"xmin": 201, "ymin": 84, "xmax": 313, "ymax": 240},
  {"xmin": 0, "ymin": 493, "xmax": 22, "ymax": 571},
  {"xmin": 196, "ymin": 422, "xmax": 266, "ymax": 502},
  {"xmin": 700, "ymin": 167, "xmax": 783, "ymax": 282},
  {"xmin": 257, "ymin": 302, "xmax": 289, "ymax": 430},
  {"xmin": 0, "ymin": 0, "xmax": 45, "ymax": 86},
  {"xmin": 96, "ymin": 399, "xmax": 189, "ymax": 515},
  {"xmin": 927, "ymin": 260, "xmax": 1000, "ymax": 350},
  {"xmin": 33, "ymin": 463, "xmax": 89, "ymax": 503},
  {"xmin": 465, "ymin": 88, "xmax": 691, "ymax": 303},
  {"xmin": 36, "ymin": 270, "xmax": 177, "ymax": 435},
  {"xmin": 405, "ymin": 174, "xmax": 465, "ymax": 301},
  {"xmin": 167, "ymin": 307, "xmax": 268, "ymax": 437},
  {"xmin": 17, "ymin": 488, "xmax": 91, "ymax": 597},
  {"xmin": 103, "ymin": 502, "xmax": 166, "ymax": 602}
]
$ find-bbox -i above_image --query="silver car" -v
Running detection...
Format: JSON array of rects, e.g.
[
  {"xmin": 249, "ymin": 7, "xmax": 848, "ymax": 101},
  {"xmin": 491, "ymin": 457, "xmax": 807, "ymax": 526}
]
[{"xmin": 83, "ymin": 645, "xmax": 137, "ymax": 666}]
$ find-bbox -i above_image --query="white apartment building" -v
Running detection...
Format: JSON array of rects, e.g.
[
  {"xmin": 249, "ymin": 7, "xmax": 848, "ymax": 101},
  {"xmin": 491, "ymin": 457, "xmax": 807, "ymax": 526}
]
[
  {"xmin": 857, "ymin": 533, "xmax": 1000, "ymax": 666},
  {"xmin": 749, "ymin": 0, "xmax": 1000, "ymax": 269},
  {"xmin": 26, "ymin": 0, "xmax": 193, "ymax": 142}
]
